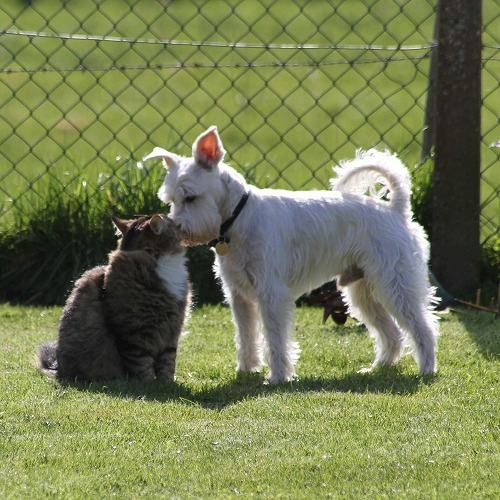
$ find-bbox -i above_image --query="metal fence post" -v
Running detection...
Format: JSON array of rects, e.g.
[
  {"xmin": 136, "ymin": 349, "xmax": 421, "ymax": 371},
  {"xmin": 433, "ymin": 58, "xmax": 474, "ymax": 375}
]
[{"xmin": 432, "ymin": 0, "xmax": 482, "ymax": 298}]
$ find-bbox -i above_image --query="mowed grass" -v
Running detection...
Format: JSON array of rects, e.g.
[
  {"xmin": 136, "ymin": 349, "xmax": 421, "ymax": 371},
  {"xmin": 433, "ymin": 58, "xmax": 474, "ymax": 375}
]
[{"xmin": 0, "ymin": 303, "xmax": 498, "ymax": 498}]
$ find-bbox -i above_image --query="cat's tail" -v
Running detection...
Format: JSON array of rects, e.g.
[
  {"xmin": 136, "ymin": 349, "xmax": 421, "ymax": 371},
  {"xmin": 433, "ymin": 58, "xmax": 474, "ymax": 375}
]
[{"xmin": 37, "ymin": 340, "xmax": 59, "ymax": 377}]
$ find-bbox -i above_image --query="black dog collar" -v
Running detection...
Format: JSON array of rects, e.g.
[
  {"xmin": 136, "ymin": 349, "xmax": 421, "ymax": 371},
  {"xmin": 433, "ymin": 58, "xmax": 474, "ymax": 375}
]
[{"xmin": 209, "ymin": 192, "xmax": 250, "ymax": 255}]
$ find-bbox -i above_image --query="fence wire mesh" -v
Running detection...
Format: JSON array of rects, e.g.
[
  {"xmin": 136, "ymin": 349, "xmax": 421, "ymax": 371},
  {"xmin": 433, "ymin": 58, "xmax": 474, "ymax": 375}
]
[{"xmin": 0, "ymin": 0, "xmax": 498, "ymax": 243}]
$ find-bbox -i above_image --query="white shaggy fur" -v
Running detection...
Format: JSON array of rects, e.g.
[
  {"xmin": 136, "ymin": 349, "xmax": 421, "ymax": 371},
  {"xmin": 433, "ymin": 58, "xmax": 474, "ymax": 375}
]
[{"xmin": 146, "ymin": 126, "xmax": 439, "ymax": 383}]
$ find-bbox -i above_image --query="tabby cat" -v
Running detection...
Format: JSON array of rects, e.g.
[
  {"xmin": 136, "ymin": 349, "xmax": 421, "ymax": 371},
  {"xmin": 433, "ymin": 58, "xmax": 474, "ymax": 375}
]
[{"xmin": 37, "ymin": 214, "xmax": 190, "ymax": 381}]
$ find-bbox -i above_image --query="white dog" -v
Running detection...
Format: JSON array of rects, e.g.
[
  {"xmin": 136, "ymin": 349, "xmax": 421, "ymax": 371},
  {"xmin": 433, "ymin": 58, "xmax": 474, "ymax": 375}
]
[{"xmin": 146, "ymin": 126, "xmax": 438, "ymax": 383}]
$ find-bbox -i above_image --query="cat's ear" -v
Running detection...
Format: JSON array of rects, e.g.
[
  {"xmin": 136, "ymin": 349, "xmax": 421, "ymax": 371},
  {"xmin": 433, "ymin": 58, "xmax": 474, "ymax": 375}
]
[
  {"xmin": 149, "ymin": 214, "xmax": 164, "ymax": 235},
  {"xmin": 144, "ymin": 148, "xmax": 179, "ymax": 171},
  {"xmin": 111, "ymin": 216, "xmax": 130, "ymax": 236},
  {"xmin": 192, "ymin": 126, "xmax": 225, "ymax": 169}
]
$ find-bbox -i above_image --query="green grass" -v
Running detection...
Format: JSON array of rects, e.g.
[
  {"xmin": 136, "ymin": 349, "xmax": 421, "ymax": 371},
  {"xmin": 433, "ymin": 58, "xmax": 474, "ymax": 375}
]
[
  {"xmin": 1, "ymin": 304, "xmax": 498, "ymax": 498},
  {"xmin": 1, "ymin": 0, "xmax": 497, "ymax": 239},
  {"xmin": 1, "ymin": 0, "xmax": 498, "ymax": 242},
  {"xmin": 0, "ymin": 0, "xmax": 435, "ymax": 206},
  {"xmin": 0, "ymin": 1, "xmax": 497, "ymax": 306}
]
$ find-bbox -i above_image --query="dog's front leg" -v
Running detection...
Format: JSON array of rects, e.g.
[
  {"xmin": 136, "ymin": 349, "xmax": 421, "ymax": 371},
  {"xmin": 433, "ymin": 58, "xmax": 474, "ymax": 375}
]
[
  {"xmin": 259, "ymin": 292, "xmax": 300, "ymax": 383},
  {"xmin": 227, "ymin": 289, "xmax": 264, "ymax": 374}
]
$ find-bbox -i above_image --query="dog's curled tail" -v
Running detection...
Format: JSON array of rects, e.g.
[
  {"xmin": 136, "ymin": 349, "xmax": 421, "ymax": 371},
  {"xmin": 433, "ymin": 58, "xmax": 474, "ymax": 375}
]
[
  {"xmin": 331, "ymin": 149, "xmax": 412, "ymax": 219},
  {"xmin": 37, "ymin": 340, "xmax": 59, "ymax": 377}
]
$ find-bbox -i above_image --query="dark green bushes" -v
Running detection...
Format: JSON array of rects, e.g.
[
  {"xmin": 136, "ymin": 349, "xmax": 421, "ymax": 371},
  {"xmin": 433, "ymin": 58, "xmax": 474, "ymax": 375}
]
[
  {"xmin": 0, "ymin": 159, "xmax": 222, "ymax": 305},
  {"xmin": 0, "ymin": 157, "xmax": 495, "ymax": 306}
]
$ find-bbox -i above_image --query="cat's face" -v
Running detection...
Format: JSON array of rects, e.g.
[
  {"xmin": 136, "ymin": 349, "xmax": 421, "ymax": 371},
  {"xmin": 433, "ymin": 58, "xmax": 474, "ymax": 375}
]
[{"xmin": 112, "ymin": 215, "xmax": 183, "ymax": 254}]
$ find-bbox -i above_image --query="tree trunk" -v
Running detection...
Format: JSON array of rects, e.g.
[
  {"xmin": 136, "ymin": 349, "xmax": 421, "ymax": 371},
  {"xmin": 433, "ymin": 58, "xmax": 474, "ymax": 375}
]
[{"xmin": 432, "ymin": 0, "xmax": 482, "ymax": 298}]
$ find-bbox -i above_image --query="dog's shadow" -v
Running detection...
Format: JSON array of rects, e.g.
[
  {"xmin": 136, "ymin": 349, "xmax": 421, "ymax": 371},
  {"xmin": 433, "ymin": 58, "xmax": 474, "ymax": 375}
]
[{"xmin": 59, "ymin": 366, "xmax": 434, "ymax": 410}]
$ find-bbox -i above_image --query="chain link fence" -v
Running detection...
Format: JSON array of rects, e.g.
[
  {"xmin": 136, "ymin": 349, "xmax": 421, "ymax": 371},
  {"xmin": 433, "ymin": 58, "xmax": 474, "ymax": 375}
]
[{"xmin": 0, "ymin": 0, "xmax": 498, "ymax": 244}]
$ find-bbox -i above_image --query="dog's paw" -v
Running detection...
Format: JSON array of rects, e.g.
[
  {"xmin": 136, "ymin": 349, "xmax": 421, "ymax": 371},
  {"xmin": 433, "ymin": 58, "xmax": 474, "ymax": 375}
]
[
  {"xmin": 264, "ymin": 373, "xmax": 297, "ymax": 384},
  {"xmin": 236, "ymin": 365, "xmax": 262, "ymax": 374},
  {"xmin": 357, "ymin": 366, "xmax": 373, "ymax": 374}
]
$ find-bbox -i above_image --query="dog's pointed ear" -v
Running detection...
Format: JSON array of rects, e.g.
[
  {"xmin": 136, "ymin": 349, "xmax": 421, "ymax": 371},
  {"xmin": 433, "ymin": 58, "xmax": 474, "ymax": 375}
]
[
  {"xmin": 193, "ymin": 126, "xmax": 225, "ymax": 169},
  {"xmin": 144, "ymin": 148, "xmax": 179, "ymax": 170},
  {"xmin": 111, "ymin": 216, "xmax": 130, "ymax": 236}
]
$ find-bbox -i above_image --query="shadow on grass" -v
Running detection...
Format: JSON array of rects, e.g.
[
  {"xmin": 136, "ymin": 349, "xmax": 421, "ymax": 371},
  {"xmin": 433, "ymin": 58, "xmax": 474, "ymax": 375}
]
[
  {"xmin": 58, "ymin": 366, "xmax": 436, "ymax": 410},
  {"xmin": 447, "ymin": 308, "xmax": 499, "ymax": 359}
]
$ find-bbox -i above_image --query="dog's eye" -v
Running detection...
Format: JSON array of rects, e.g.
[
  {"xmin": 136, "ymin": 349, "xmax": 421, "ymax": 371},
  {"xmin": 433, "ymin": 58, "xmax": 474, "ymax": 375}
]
[{"xmin": 185, "ymin": 196, "xmax": 196, "ymax": 204}]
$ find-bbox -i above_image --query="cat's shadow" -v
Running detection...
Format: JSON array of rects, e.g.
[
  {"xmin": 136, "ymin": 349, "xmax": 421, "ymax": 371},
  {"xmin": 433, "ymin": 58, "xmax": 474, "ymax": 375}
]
[{"xmin": 59, "ymin": 367, "xmax": 435, "ymax": 410}]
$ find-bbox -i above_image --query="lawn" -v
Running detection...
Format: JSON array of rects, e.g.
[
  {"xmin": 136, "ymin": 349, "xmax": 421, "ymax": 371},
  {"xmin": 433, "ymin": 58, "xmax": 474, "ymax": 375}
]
[{"xmin": 0, "ymin": 303, "xmax": 498, "ymax": 498}]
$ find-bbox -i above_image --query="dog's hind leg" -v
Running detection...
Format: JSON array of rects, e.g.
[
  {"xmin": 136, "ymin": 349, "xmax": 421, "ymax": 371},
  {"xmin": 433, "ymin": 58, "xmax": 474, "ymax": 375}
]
[
  {"xmin": 385, "ymin": 298, "xmax": 438, "ymax": 375},
  {"xmin": 227, "ymin": 289, "xmax": 264, "ymax": 373},
  {"xmin": 365, "ymin": 274, "xmax": 438, "ymax": 375},
  {"xmin": 342, "ymin": 280, "xmax": 404, "ymax": 369},
  {"xmin": 259, "ymin": 289, "xmax": 300, "ymax": 383},
  {"xmin": 404, "ymin": 309, "xmax": 438, "ymax": 375}
]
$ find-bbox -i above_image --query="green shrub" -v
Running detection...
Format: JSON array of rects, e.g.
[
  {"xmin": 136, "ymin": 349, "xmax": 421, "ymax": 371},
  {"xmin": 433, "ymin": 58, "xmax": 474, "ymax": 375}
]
[
  {"xmin": 0, "ymin": 155, "xmax": 496, "ymax": 306},
  {"xmin": 0, "ymin": 158, "xmax": 223, "ymax": 305},
  {"xmin": 410, "ymin": 156, "xmax": 434, "ymax": 236},
  {"xmin": 480, "ymin": 234, "xmax": 500, "ymax": 304}
]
